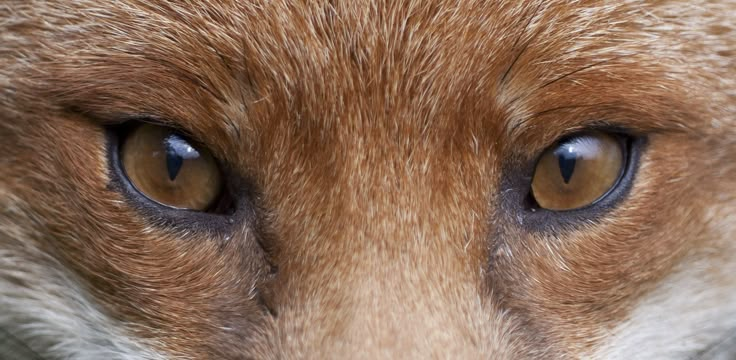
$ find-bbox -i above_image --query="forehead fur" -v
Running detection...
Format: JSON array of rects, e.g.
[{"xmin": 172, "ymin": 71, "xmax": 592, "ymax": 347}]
[
  {"xmin": 5, "ymin": 0, "xmax": 734, "ymax": 129},
  {"xmin": 1, "ymin": 0, "xmax": 736, "ymax": 359}
]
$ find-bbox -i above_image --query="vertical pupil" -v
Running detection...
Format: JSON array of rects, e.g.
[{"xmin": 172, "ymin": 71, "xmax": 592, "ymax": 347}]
[
  {"xmin": 164, "ymin": 134, "xmax": 199, "ymax": 181},
  {"xmin": 555, "ymin": 145, "xmax": 577, "ymax": 184}
]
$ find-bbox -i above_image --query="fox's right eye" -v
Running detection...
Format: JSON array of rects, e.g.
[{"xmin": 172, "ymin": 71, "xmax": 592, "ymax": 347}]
[{"xmin": 119, "ymin": 124, "xmax": 224, "ymax": 211}]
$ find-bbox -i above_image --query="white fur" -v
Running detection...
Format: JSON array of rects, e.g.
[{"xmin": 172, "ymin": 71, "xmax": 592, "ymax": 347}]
[
  {"xmin": 0, "ymin": 196, "xmax": 167, "ymax": 360},
  {"xmin": 590, "ymin": 210, "xmax": 736, "ymax": 359}
]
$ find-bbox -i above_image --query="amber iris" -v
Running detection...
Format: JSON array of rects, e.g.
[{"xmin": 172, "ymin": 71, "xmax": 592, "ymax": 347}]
[
  {"xmin": 121, "ymin": 124, "xmax": 223, "ymax": 210},
  {"xmin": 531, "ymin": 132, "xmax": 624, "ymax": 211}
]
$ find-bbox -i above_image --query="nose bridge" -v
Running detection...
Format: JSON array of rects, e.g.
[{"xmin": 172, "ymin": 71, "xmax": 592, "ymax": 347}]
[
  {"xmin": 264, "ymin": 133, "xmax": 496, "ymax": 356},
  {"xmin": 328, "ymin": 135, "xmax": 477, "ymax": 271}
]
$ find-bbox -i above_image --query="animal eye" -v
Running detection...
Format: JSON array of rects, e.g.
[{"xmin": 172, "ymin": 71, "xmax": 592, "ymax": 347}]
[
  {"xmin": 120, "ymin": 124, "xmax": 223, "ymax": 211},
  {"xmin": 530, "ymin": 132, "xmax": 625, "ymax": 211}
]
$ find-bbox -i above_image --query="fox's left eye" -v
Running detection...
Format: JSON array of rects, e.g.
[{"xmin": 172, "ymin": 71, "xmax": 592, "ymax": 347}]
[
  {"xmin": 530, "ymin": 132, "xmax": 626, "ymax": 211},
  {"xmin": 120, "ymin": 124, "xmax": 224, "ymax": 211}
]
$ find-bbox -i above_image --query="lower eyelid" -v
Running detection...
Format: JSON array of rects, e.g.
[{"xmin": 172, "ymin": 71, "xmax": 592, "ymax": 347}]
[
  {"xmin": 501, "ymin": 132, "xmax": 644, "ymax": 233},
  {"xmin": 105, "ymin": 122, "xmax": 244, "ymax": 237}
]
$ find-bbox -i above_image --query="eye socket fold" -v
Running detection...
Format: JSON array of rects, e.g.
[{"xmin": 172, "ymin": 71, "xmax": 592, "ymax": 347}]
[
  {"xmin": 119, "ymin": 123, "xmax": 224, "ymax": 211},
  {"xmin": 530, "ymin": 131, "xmax": 627, "ymax": 211}
]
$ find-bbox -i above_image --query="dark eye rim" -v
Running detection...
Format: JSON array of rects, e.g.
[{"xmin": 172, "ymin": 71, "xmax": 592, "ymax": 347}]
[
  {"xmin": 105, "ymin": 120, "xmax": 255, "ymax": 234},
  {"xmin": 526, "ymin": 131, "xmax": 631, "ymax": 212},
  {"xmin": 117, "ymin": 122, "xmax": 232, "ymax": 213},
  {"xmin": 499, "ymin": 128, "xmax": 647, "ymax": 233}
]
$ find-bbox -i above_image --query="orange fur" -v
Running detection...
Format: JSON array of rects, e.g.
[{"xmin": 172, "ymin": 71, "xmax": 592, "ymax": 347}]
[{"xmin": 1, "ymin": 1, "xmax": 735, "ymax": 358}]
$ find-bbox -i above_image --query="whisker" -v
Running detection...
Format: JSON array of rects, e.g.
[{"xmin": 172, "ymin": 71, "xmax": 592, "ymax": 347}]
[
  {"xmin": 0, "ymin": 328, "xmax": 45, "ymax": 360},
  {"xmin": 538, "ymin": 54, "xmax": 630, "ymax": 90},
  {"xmin": 690, "ymin": 329, "xmax": 736, "ymax": 360},
  {"xmin": 499, "ymin": 2, "xmax": 546, "ymax": 85}
]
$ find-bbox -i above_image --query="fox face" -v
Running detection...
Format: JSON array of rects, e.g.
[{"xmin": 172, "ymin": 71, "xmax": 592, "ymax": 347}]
[{"xmin": 1, "ymin": 1, "xmax": 735, "ymax": 359}]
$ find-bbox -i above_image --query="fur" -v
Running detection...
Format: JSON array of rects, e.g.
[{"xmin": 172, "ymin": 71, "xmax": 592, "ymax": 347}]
[{"xmin": 1, "ymin": 0, "xmax": 735, "ymax": 358}]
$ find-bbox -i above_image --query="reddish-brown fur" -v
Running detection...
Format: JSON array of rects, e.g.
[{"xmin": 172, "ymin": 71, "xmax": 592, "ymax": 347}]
[{"xmin": 1, "ymin": 1, "xmax": 735, "ymax": 358}]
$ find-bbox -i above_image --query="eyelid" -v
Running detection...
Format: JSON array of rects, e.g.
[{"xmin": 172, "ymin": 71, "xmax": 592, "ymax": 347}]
[
  {"xmin": 530, "ymin": 125, "xmax": 637, "ymax": 160},
  {"xmin": 106, "ymin": 121, "xmax": 242, "ymax": 222},
  {"xmin": 110, "ymin": 118, "xmax": 207, "ymax": 151},
  {"xmin": 495, "ymin": 129, "xmax": 646, "ymax": 234}
]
